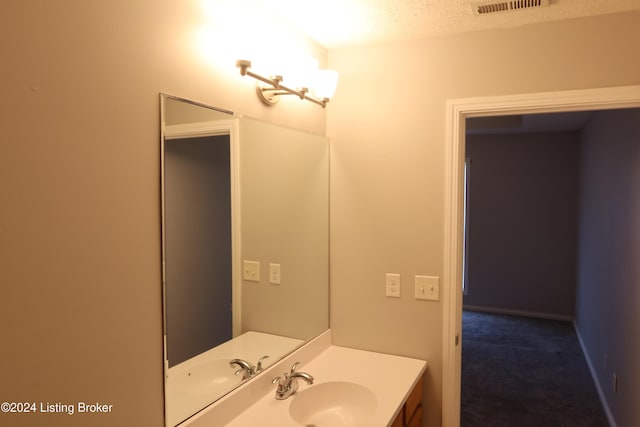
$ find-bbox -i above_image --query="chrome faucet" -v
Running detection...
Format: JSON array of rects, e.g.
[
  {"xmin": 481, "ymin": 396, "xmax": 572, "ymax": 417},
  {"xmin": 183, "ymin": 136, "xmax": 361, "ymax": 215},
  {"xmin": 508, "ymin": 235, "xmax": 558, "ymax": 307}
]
[
  {"xmin": 272, "ymin": 362, "xmax": 314, "ymax": 400},
  {"xmin": 229, "ymin": 355, "xmax": 269, "ymax": 380}
]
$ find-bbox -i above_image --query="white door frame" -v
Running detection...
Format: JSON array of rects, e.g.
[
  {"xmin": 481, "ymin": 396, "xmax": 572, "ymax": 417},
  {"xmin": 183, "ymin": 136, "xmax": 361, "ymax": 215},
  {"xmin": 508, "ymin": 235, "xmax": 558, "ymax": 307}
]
[
  {"xmin": 442, "ymin": 84, "xmax": 640, "ymax": 427},
  {"xmin": 162, "ymin": 119, "xmax": 242, "ymax": 338}
]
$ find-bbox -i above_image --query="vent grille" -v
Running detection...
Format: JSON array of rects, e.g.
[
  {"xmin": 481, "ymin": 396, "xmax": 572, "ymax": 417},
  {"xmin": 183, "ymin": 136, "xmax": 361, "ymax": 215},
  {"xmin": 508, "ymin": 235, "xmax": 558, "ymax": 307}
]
[{"xmin": 474, "ymin": 0, "xmax": 550, "ymax": 15}]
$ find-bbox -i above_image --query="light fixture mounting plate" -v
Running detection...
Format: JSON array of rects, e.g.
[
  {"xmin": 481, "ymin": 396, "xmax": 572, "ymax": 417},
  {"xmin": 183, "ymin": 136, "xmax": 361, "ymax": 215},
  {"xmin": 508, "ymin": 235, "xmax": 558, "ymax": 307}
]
[{"xmin": 256, "ymin": 82, "xmax": 280, "ymax": 105}]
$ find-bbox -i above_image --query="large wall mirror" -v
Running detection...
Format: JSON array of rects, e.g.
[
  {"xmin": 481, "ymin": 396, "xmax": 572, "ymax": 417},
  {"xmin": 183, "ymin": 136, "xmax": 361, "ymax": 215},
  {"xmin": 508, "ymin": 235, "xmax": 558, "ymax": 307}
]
[{"xmin": 160, "ymin": 94, "xmax": 329, "ymax": 426}]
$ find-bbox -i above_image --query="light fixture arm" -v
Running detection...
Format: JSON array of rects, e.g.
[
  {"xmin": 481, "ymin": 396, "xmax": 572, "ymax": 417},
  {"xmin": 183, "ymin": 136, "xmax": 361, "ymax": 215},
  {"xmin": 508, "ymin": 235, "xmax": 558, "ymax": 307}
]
[{"xmin": 236, "ymin": 60, "xmax": 329, "ymax": 108}]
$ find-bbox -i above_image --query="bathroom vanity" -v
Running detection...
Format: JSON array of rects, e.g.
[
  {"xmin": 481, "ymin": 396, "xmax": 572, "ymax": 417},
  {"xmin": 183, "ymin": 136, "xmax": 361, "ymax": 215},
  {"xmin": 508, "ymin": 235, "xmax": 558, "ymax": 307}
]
[{"xmin": 181, "ymin": 330, "xmax": 427, "ymax": 427}]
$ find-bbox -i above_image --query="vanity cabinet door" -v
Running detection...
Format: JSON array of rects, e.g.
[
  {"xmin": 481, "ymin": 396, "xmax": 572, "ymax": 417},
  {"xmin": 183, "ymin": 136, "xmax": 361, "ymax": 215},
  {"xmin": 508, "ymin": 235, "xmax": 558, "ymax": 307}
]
[
  {"xmin": 403, "ymin": 375, "xmax": 423, "ymax": 424},
  {"xmin": 406, "ymin": 404, "xmax": 423, "ymax": 427},
  {"xmin": 391, "ymin": 411, "xmax": 404, "ymax": 427}
]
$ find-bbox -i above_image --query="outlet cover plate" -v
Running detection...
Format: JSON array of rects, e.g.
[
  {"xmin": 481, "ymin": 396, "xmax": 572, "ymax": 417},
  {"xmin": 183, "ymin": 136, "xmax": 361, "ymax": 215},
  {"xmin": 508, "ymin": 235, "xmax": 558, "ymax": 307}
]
[
  {"xmin": 243, "ymin": 260, "xmax": 260, "ymax": 282},
  {"xmin": 386, "ymin": 273, "xmax": 401, "ymax": 298},
  {"xmin": 269, "ymin": 263, "xmax": 281, "ymax": 285}
]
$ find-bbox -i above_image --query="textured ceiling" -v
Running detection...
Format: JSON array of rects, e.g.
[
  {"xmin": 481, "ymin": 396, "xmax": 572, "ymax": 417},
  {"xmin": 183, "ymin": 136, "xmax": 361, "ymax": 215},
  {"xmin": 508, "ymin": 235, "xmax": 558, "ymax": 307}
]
[{"xmin": 264, "ymin": 0, "xmax": 640, "ymax": 48}]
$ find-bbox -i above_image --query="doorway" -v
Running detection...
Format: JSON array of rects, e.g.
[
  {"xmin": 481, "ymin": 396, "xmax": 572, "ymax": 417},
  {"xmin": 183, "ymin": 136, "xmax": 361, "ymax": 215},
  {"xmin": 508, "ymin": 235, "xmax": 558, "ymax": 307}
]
[
  {"xmin": 459, "ymin": 111, "xmax": 609, "ymax": 426},
  {"xmin": 164, "ymin": 134, "xmax": 233, "ymax": 366},
  {"xmin": 162, "ymin": 117, "xmax": 241, "ymax": 366},
  {"xmin": 462, "ymin": 112, "xmax": 584, "ymax": 318},
  {"xmin": 442, "ymin": 85, "xmax": 640, "ymax": 427}
]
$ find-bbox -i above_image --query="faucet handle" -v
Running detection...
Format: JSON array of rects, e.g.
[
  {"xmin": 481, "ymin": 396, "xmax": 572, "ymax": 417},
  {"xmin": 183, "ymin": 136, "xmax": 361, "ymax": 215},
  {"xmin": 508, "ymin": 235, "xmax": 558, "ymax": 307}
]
[
  {"xmin": 256, "ymin": 355, "xmax": 269, "ymax": 372},
  {"xmin": 272, "ymin": 373, "xmax": 287, "ymax": 390},
  {"xmin": 272, "ymin": 363, "xmax": 312, "ymax": 400},
  {"xmin": 229, "ymin": 358, "xmax": 256, "ymax": 380}
]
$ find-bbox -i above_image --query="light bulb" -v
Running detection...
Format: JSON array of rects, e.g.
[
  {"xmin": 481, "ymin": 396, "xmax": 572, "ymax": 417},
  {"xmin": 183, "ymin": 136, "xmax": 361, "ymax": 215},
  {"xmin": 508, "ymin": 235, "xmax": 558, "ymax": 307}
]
[{"xmin": 313, "ymin": 70, "xmax": 339, "ymax": 100}]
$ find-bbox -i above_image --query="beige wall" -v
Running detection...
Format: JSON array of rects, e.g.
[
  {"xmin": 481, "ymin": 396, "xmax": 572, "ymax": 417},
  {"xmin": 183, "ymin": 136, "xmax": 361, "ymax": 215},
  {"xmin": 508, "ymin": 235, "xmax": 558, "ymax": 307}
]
[
  {"xmin": 0, "ymin": 1, "xmax": 325, "ymax": 427},
  {"xmin": 576, "ymin": 108, "xmax": 640, "ymax": 427},
  {"xmin": 327, "ymin": 11, "xmax": 640, "ymax": 427},
  {"xmin": 239, "ymin": 117, "xmax": 329, "ymax": 341}
]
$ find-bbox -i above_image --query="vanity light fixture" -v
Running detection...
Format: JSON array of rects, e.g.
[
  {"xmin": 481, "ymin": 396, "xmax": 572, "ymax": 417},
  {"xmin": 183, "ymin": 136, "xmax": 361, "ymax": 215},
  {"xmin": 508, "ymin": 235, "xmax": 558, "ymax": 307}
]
[{"xmin": 236, "ymin": 59, "xmax": 338, "ymax": 108}]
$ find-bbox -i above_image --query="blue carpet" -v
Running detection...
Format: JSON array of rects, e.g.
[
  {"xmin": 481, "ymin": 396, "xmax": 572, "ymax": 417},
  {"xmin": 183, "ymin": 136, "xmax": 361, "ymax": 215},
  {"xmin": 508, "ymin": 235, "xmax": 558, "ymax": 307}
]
[{"xmin": 461, "ymin": 310, "xmax": 609, "ymax": 427}]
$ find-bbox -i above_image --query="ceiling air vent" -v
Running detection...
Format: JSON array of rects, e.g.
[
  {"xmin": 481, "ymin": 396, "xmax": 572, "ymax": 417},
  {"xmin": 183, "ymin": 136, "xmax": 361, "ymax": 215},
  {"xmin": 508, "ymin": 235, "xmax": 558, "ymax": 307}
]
[{"xmin": 473, "ymin": 0, "xmax": 550, "ymax": 15}]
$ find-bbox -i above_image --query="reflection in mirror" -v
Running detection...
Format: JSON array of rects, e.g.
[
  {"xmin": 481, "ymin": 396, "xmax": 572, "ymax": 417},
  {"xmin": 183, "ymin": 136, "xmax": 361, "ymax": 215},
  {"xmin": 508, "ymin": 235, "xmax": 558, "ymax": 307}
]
[{"xmin": 160, "ymin": 94, "xmax": 329, "ymax": 426}]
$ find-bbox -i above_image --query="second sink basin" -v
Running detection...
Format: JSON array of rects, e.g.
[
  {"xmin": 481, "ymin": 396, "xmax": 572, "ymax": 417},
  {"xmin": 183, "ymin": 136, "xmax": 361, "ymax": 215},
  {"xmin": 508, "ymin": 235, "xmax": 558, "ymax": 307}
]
[
  {"xmin": 170, "ymin": 358, "xmax": 242, "ymax": 395},
  {"xmin": 289, "ymin": 381, "xmax": 377, "ymax": 427}
]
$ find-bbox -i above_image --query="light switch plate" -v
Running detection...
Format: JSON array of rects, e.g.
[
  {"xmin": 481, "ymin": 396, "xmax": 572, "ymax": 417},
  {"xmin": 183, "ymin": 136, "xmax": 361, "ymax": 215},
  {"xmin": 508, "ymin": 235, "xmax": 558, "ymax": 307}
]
[
  {"xmin": 415, "ymin": 275, "xmax": 439, "ymax": 301},
  {"xmin": 269, "ymin": 263, "xmax": 281, "ymax": 285},
  {"xmin": 243, "ymin": 260, "xmax": 260, "ymax": 282},
  {"xmin": 386, "ymin": 273, "xmax": 401, "ymax": 298}
]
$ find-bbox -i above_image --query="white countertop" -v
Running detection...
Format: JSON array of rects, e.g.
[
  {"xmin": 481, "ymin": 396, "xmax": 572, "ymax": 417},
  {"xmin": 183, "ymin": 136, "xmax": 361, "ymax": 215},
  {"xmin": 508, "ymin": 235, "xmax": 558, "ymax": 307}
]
[{"xmin": 223, "ymin": 344, "xmax": 427, "ymax": 427}]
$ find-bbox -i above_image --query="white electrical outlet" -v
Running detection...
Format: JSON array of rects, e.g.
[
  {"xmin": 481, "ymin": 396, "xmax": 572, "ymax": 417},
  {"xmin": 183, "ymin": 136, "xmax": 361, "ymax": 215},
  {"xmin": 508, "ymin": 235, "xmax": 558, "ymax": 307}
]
[
  {"xmin": 243, "ymin": 260, "xmax": 260, "ymax": 282},
  {"xmin": 385, "ymin": 273, "xmax": 401, "ymax": 298},
  {"xmin": 415, "ymin": 275, "xmax": 440, "ymax": 301},
  {"xmin": 269, "ymin": 263, "xmax": 281, "ymax": 285}
]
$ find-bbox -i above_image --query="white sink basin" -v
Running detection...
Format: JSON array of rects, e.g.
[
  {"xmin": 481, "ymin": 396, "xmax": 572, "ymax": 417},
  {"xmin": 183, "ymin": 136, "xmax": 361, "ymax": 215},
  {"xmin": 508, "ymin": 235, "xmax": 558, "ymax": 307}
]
[
  {"xmin": 171, "ymin": 358, "xmax": 242, "ymax": 395},
  {"xmin": 289, "ymin": 381, "xmax": 377, "ymax": 427}
]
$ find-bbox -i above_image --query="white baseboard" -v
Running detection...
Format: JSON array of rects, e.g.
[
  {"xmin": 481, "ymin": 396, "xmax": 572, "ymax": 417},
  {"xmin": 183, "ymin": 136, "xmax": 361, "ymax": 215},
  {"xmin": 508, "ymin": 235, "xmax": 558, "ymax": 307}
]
[
  {"xmin": 463, "ymin": 305, "xmax": 573, "ymax": 322},
  {"xmin": 573, "ymin": 321, "xmax": 617, "ymax": 427}
]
